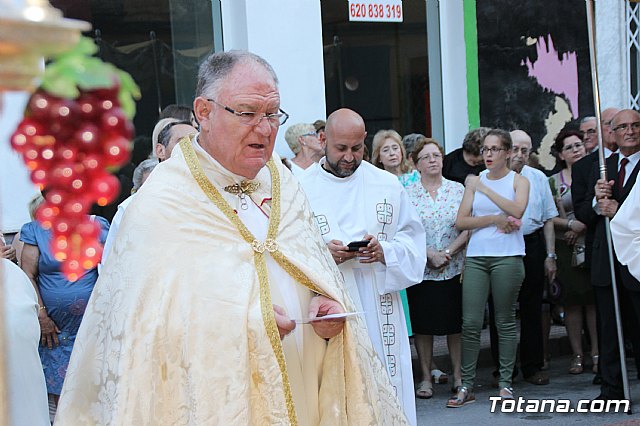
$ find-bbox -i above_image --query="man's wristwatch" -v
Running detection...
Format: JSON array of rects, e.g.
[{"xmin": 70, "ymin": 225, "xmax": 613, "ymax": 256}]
[{"xmin": 546, "ymin": 253, "xmax": 557, "ymax": 260}]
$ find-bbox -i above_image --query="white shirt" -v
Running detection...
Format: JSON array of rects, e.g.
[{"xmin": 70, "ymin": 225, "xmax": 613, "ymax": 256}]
[
  {"xmin": 617, "ymin": 150, "xmax": 640, "ymax": 187},
  {"xmin": 289, "ymin": 160, "xmax": 305, "ymax": 176},
  {"xmin": 467, "ymin": 170, "xmax": 525, "ymax": 257},
  {"xmin": 519, "ymin": 165, "xmax": 558, "ymax": 235}
]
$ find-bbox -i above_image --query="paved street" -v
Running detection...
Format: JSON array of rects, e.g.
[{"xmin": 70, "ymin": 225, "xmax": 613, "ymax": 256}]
[{"xmin": 414, "ymin": 327, "xmax": 640, "ymax": 425}]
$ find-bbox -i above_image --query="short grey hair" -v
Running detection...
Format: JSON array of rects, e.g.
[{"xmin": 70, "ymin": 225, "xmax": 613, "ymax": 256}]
[
  {"xmin": 580, "ymin": 116, "xmax": 596, "ymax": 124},
  {"xmin": 195, "ymin": 50, "xmax": 279, "ymax": 99},
  {"xmin": 463, "ymin": 127, "xmax": 491, "ymax": 156},
  {"xmin": 28, "ymin": 193, "xmax": 44, "ymax": 220},
  {"xmin": 401, "ymin": 133, "xmax": 425, "ymax": 158},
  {"xmin": 132, "ymin": 159, "xmax": 159, "ymax": 192},
  {"xmin": 285, "ymin": 123, "xmax": 315, "ymax": 155}
]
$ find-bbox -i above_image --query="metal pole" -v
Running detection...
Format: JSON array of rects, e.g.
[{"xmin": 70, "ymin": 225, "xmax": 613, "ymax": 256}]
[
  {"xmin": 150, "ymin": 31, "xmax": 163, "ymax": 116},
  {"xmin": 585, "ymin": 0, "xmax": 632, "ymax": 408},
  {"xmin": 333, "ymin": 36, "xmax": 345, "ymax": 108}
]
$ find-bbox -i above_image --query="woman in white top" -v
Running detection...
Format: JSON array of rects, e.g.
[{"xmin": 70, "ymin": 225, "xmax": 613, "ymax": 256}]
[
  {"xmin": 283, "ymin": 123, "xmax": 324, "ymax": 176},
  {"xmin": 448, "ymin": 129, "xmax": 529, "ymax": 407}
]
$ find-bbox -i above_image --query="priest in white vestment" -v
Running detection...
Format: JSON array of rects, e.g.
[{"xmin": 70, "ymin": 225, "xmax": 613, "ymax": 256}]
[
  {"xmin": 611, "ymin": 173, "xmax": 640, "ymax": 282},
  {"xmin": 299, "ymin": 109, "xmax": 427, "ymax": 426},
  {"xmin": 2, "ymin": 258, "xmax": 50, "ymax": 426},
  {"xmin": 54, "ymin": 51, "xmax": 409, "ymax": 425}
]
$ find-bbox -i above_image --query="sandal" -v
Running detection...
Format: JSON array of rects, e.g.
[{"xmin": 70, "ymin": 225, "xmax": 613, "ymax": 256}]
[
  {"xmin": 431, "ymin": 369, "xmax": 449, "ymax": 384},
  {"xmin": 451, "ymin": 379, "xmax": 463, "ymax": 394},
  {"xmin": 592, "ymin": 355, "xmax": 599, "ymax": 374},
  {"xmin": 569, "ymin": 354, "xmax": 584, "ymax": 375},
  {"xmin": 499, "ymin": 386, "xmax": 514, "ymax": 402},
  {"xmin": 415, "ymin": 381, "xmax": 433, "ymax": 399},
  {"xmin": 447, "ymin": 386, "xmax": 475, "ymax": 408},
  {"xmin": 541, "ymin": 356, "xmax": 551, "ymax": 371}
]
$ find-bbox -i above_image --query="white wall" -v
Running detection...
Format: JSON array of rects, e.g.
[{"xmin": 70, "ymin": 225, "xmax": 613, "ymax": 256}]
[
  {"xmin": 0, "ymin": 92, "xmax": 38, "ymax": 233},
  {"xmin": 596, "ymin": 0, "xmax": 627, "ymax": 110},
  {"xmin": 220, "ymin": 0, "xmax": 327, "ymax": 158},
  {"xmin": 438, "ymin": 1, "xmax": 469, "ymax": 153}
]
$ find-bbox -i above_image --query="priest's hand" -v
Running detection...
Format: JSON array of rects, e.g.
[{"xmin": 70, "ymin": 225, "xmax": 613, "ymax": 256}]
[
  {"xmin": 358, "ymin": 234, "xmax": 386, "ymax": 265},
  {"xmin": 327, "ymin": 240, "xmax": 357, "ymax": 265},
  {"xmin": 273, "ymin": 304, "xmax": 296, "ymax": 340},
  {"xmin": 308, "ymin": 295, "xmax": 345, "ymax": 339}
]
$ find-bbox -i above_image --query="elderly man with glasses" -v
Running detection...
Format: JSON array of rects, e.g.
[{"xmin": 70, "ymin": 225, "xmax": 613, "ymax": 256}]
[
  {"xmin": 580, "ymin": 116, "xmax": 598, "ymax": 153},
  {"xmin": 55, "ymin": 51, "xmax": 408, "ymax": 425},
  {"xmin": 590, "ymin": 109, "xmax": 640, "ymax": 402}
]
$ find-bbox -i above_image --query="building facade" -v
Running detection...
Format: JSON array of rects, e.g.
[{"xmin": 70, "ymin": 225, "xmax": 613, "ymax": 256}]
[{"xmin": 0, "ymin": 0, "xmax": 632, "ymax": 232}]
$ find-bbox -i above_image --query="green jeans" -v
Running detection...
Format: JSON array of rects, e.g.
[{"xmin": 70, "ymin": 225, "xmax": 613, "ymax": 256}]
[{"xmin": 461, "ymin": 256, "xmax": 524, "ymax": 389}]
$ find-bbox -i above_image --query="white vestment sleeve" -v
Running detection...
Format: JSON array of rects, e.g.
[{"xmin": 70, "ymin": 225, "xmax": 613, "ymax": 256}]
[
  {"xmin": 611, "ymin": 175, "xmax": 640, "ymax": 282},
  {"xmin": 377, "ymin": 189, "xmax": 427, "ymax": 294}
]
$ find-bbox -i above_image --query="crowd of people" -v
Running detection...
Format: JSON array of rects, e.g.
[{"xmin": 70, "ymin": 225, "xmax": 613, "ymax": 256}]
[{"xmin": 2, "ymin": 49, "xmax": 640, "ymax": 425}]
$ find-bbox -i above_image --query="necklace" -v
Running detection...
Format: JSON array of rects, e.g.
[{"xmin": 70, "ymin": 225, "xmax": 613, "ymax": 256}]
[{"xmin": 422, "ymin": 180, "xmax": 441, "ymax": 195}]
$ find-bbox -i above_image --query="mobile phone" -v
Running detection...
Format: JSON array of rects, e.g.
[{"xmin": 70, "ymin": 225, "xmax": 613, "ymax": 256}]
[{"xmin": 347, "ymin": 240, "xmax": 369, "ymax": 251}]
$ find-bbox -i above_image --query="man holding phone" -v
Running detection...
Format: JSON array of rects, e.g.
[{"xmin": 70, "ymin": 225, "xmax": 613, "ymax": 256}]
[{"xmin": 299, "ymin": 108, "xmax": 426, "ymax": 426}]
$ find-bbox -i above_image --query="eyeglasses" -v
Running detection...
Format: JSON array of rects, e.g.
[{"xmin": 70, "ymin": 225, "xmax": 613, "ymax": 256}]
[
  {"xmin": 613, "ymin": 122, "xmax": 640, "ymax": 133},
  {"xmin": 582, "ymin": 129, "xmax": 596, "ymax": 135},
  {"xmin": 562, "ymin": 141, "xmax": 585, "ymax": 152},
  {"xmin": 207, "ymin": 98, "xmax": 289, "ymax": 127},
  {"xmin": 417, "ymin": 153, "xmax": 442, "ymax": 162},
  {"xmin": 480, "ymin": 146, "xmax": 507, "ymax": 155},
  {"xmin": 511, "ymin": 147, "xmax": 530, "ymax": 155}
]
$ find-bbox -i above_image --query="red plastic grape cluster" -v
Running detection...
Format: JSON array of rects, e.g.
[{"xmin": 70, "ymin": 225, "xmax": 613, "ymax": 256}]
[{"xmin": 10, "ymin": 86, "xmax": 133, "ymax": 281}]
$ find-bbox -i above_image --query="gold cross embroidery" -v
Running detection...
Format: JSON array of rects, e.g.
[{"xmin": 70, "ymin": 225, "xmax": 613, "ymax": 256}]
[{"xmin": 223, "ymin": 180, "xmax": 260, "ymax": 196}]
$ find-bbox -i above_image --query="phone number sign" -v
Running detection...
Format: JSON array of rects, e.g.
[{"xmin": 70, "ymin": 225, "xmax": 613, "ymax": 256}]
[{"xmin": 348, "ymin": 0, "xmax": 403, "ymax": 23}]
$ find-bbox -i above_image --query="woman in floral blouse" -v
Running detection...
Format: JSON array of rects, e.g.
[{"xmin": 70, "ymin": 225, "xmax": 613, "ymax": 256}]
[{"xmin": 405, "ymin": 138, "xmax": 468, "ymax": 399}]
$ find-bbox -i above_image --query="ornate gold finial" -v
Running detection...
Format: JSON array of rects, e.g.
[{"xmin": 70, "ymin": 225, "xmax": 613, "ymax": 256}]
[{"xmin": 0, "ymin": 0, "xmax": 90, "ymax": 91}]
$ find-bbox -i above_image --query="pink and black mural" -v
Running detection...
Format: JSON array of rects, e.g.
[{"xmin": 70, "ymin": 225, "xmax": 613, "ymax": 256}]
[{"xmin": 476, "ymin": 0, "xmax": 594, "ymax": 171}]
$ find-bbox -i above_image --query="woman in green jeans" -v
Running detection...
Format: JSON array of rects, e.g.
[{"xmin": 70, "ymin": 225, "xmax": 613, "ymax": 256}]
[{"xmin": 447, "ymin": 129, "xmax": 529, "ymax": 407}]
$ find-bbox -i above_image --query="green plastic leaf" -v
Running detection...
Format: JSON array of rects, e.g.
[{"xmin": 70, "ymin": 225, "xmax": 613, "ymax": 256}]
[
  {"xmin": 52, "ymin": 37, "xmax": 98, "ymax": 61},
  {"xmin": 118, "ymin": 92, "xmax": 136, "ymax": 120},
  {"xmin": 38, "ymin": 36, "xmax": 141, "ymax": 120},
  {"xmin": 41, "ymin": 73, "xmax": 79, "ymax": 98},
  {"xmin": 116, "ymin": 69, "xmax": 141, "ymax": 99}
]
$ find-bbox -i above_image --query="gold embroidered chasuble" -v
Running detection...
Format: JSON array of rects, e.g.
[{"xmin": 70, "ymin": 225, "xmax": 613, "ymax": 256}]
[{"xmin": 54, "ymin": 135, "xmax": 408, "ymax": 425}]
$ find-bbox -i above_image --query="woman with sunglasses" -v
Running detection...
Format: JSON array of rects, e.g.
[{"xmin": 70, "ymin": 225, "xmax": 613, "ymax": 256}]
[{"xmin": 448, "ymin": 129, "xmax": 529, "ymax": 407}]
